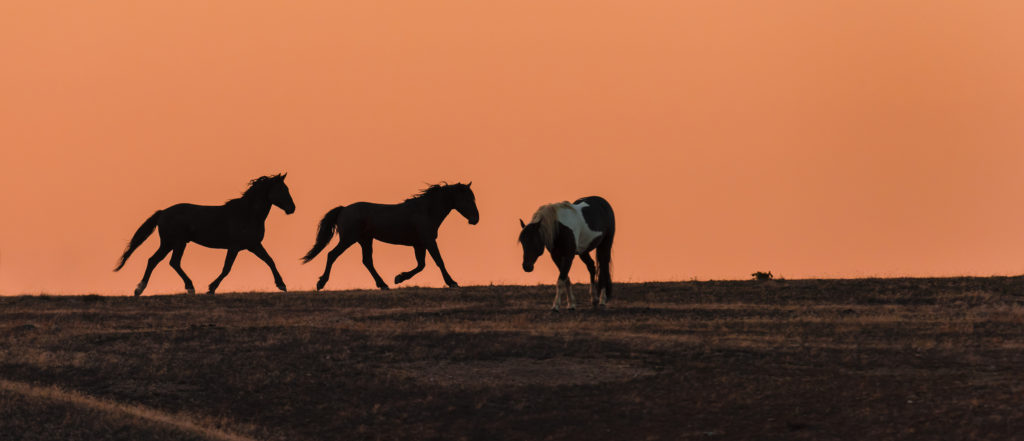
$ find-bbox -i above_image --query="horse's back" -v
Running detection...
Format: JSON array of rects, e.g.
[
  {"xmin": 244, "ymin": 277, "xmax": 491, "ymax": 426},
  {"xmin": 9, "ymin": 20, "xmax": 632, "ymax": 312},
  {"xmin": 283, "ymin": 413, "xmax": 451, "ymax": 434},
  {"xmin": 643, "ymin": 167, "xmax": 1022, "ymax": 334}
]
[
  {"xmin": 574, "ymin": 196, "xmax": 615, "ymax": 236},
  {"xmin": 160, "ymin": 203, "xmax": 226, "ymax": 222},
  {"xmin": 337, "ymin": 202, "xmax": 407, "ymax": 223},
  {"xmin": 335, "ymin": 201, "xmax": 421, "ymax": 244},
  {"xmin": 156, "ymin": 203, "xmax": 246, "ymax": 248}
]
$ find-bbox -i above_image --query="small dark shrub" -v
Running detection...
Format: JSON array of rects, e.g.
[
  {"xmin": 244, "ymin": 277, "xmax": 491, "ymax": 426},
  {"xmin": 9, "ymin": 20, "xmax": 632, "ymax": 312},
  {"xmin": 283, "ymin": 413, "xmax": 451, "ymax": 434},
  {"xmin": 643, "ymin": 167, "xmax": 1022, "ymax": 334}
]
[{"xmin": 752, "ymin": 271, "xmax": 773, "ymax": 281}]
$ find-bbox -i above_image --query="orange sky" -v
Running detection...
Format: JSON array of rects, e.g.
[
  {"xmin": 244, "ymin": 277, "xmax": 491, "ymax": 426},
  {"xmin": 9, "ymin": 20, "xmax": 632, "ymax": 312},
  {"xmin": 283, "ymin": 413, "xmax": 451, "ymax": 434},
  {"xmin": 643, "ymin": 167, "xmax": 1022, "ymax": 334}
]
[{"xmin": 2, "ymin": 1, "xmax": 1024, "ymax": 295}]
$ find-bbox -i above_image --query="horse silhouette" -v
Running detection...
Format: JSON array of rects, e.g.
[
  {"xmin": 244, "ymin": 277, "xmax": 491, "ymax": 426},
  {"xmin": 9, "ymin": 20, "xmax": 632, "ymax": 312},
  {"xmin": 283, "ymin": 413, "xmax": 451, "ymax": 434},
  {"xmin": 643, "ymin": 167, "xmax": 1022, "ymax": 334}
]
[
  {"xmin": 518, "ymin": 196, "xmax": 615, "ymax": 311},
  {"xmin": 302, "ymin": 182, "xmax": 478, "ymax": 290},
  {"xmin": 114, "ymin": 174, "xmax": 295, "ymax": 296}
]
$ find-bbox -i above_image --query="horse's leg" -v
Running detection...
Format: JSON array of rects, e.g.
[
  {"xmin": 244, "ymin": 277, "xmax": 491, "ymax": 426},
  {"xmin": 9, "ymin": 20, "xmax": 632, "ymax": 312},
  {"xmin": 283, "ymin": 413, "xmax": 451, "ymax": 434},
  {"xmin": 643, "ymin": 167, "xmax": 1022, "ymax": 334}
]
[
  {"xmin": 359, "ymin": 239, "xmax": 389, "ymax": 290},
  {"xmin": 168, "ymin": 244, "xmax": 195, "ymax": 295},
  {"xmin": 426, "ymin": 241, "xmax": 458, "ymax": 288},
  {"xmin": 552, "ymin": 277, "xmax": 563, "ymax": 312},
  {"xmin": 207, "ymin": 249, "xmax": 239, "ymax": 295},
  {"xmin": 249, "ymin": 244, "xmax": 287, "ymax": 292},
  {"xmin": 135, "ymin": 244, "xmax": 172, "ymax": 297},
  {"xmin": 548, "ymin": 253, "xmax": 575, "ymax": 311},
  {"xmin": 578, "ymin": 252, "xmax": 598, "ymax": 307},
  {"xmin": 317, "ymin": 234, "xmax": 357, "ymax": 291},
  {"xmin": 394, "ymin": 246, "xmax": 426, "ymax": 285},
  {"xmin": 563, "ymin": 275, "xmax": 576, "ymax": 310},
  {"xmin": 596, "ymin": 241, "xmax": 613, "ymax": 307},
  {"xmin": 559, "ymin": 256, "xmax": 576, "ymax": 310},
  {"xmin": 549, "ymin": 253, "xmax": 562, "ymax": 312}
]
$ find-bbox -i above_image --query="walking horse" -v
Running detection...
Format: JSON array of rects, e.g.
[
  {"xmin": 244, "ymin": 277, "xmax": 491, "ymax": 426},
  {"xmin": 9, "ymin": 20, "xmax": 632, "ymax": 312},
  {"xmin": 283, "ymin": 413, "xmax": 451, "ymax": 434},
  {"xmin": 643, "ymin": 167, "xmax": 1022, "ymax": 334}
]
[
  {"xmin": 518, "ymin": 196, "xmax": 615, "ymax": 311},
  {"xmin": 302, "ymin": 182, "xmax": 478, "ymax": 290},
  {"xmin": 114, "ymin": 174, "xmax": 295, "ymax": 296}
]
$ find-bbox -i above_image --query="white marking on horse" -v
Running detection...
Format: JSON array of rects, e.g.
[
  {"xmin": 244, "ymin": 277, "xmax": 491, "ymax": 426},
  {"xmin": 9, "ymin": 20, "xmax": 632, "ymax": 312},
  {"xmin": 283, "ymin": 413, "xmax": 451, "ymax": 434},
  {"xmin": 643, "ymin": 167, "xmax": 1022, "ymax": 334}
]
[
  {"xmin": 552, "ymin": 279, "xmax": 563, "ymax": 311},
  {"xmin": 555, "ymin": 202, "xmax": 603, "ymax": 254},
  {"xmin": 565, "ymin": 279, "xmax": 576, "ymax": 310}
]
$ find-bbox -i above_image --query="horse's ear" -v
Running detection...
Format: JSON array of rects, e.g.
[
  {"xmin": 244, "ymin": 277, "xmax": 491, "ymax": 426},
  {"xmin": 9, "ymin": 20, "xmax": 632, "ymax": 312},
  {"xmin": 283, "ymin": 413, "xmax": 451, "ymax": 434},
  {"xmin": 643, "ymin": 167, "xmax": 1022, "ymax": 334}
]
[
  {"xmin": 519, "ymin": 219, "xmax": 526, "ymax": 228},
  {"xmin": 280, "ymin": 172, "xmax": 287, "ymax": 180},
  {"xmin": 467, "ymin": 181, "xmax": 472, "ymax": 187}
]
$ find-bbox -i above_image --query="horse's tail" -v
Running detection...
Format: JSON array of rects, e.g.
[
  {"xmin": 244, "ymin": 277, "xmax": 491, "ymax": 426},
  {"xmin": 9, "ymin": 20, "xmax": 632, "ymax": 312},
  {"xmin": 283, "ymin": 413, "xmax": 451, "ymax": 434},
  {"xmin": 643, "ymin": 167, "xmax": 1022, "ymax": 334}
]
[
  {"xmin": 114, "ymin": 210, "xmax": 161, "ymax": 271},
  {"xmin": 301, "ymin": 206, "xmax": 344, "ymax": 263}
]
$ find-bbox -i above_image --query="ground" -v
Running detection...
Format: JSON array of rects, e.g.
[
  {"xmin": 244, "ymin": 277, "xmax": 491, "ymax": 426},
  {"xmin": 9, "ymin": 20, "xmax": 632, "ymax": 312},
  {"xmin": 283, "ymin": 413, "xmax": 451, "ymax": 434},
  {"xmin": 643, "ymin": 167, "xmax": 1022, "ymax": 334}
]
[{"xmin": 2, "ymin": 278, "xmax": 1024, "ymax": 440}]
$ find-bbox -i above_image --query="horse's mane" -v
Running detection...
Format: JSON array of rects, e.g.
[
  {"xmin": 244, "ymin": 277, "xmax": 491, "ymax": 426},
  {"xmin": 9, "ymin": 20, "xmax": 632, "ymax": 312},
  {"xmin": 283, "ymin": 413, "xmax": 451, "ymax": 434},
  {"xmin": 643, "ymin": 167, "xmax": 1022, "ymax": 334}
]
[
  {"xmin": 529, "ymin": 201, "xmax": 572, "ymax": 248},
  {"xmin": 241, "ymin": 174, "xmax": 286, "ymax": 199},
  {"xmin": 405, "ymin": 182, "xmax": 468, "ymax": 203}
]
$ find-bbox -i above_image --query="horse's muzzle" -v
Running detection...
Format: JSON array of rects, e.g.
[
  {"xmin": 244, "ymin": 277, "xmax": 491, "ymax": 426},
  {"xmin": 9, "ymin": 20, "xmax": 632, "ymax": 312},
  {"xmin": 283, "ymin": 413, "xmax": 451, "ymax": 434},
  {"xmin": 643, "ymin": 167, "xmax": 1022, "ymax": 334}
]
[
  {"xmin": 285, "ymin": 207, "xmax": 296, "ymax": 215},
  {"xmin": 522, "ymin": 263, "xmax": 533, "ymax": 272}
]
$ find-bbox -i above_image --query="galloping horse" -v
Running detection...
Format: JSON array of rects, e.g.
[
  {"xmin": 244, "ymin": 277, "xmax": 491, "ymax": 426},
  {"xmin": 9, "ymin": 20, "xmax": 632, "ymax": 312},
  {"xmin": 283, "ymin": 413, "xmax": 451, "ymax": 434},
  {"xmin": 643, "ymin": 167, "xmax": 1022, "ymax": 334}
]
[
  {"xmin": 518, "ymin": 196, "xmax": 615, "ymax": 311},
  {"xmin": 114, "ymin": 174, "xmax": 295, "ymax": 296},
  {"xmin": 302, "ymin": 182, "xmax": 478, "ymax": 290}
]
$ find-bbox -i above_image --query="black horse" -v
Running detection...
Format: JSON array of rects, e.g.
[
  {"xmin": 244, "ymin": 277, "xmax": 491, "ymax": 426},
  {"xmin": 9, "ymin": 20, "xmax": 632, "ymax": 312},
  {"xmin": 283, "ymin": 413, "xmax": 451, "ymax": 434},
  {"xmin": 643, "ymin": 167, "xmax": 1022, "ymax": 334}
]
[
  {"xmin": 518, "ymin": 196, "xmax": 615, "ymax": 311},
  {"xmin": 302, "ymin": 182, "xmax": 479, "ymax": 290},
  {"xmin": 114, "ymin": 174, "xmax": 296, "ymax": 296}
]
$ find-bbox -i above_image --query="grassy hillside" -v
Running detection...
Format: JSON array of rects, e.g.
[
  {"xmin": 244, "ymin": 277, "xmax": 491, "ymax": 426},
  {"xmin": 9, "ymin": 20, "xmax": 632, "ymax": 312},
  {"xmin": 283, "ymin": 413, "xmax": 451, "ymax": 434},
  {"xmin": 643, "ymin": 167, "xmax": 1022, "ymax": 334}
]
[{"xmin": 2, "ymin": 278, "xmax": 1024, "ymax": 440}]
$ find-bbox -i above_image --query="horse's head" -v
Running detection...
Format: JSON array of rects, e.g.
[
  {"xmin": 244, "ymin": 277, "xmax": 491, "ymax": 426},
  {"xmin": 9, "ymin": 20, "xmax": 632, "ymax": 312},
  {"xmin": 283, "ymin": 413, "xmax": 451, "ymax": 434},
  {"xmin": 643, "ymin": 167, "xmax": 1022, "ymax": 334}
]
[
  {"xmin": 267, "ymin": 174, "xmax": 296, "ymax": 214},
  {"xmin": 452, "ymin": 182, "xmax": 479, "ymax": 225},
  {"xmin": 518, "ymin": 219, "xmax": 544, "ymax": 272}
]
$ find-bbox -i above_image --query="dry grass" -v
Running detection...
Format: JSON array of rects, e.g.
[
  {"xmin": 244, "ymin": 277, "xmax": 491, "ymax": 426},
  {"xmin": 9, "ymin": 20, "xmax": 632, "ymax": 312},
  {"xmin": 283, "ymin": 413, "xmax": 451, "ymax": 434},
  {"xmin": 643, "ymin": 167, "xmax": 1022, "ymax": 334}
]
[
  {"xmin": 0, "ymin": 379, "xmax": 255, "ymax": 441},
  {"xmin": 2, "ymin": 277, "xmax": 1024, "ymax": 440}
]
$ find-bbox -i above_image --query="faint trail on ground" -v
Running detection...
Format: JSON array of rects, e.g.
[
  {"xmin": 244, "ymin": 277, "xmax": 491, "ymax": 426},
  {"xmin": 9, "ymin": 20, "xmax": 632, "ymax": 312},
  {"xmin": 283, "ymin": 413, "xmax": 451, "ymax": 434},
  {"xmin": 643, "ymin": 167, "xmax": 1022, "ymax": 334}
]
[{"xmin": 0, "ymin": 378, "xmax": 259, "ymax": 441}]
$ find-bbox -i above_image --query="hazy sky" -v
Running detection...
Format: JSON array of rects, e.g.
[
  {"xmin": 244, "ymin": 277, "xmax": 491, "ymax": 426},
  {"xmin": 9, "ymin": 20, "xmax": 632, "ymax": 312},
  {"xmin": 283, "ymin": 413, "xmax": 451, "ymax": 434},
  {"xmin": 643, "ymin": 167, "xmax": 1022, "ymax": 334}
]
[{"xmin": 2, "ymin": 1, "xmax": 1024, "ymax": 294}]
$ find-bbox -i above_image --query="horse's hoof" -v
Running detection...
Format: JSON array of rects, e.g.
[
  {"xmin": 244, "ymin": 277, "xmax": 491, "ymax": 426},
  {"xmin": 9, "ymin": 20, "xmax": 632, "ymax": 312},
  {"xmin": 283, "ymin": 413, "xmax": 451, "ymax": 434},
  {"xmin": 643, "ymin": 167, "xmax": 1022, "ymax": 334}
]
[
  {"xmin": 394, "ymin": 274, "xmax": 406, "ymax": 284},
  {"xmin": 277, "ymin": 283, "xmax": 287, "ymax": 292},
  {"xmin": 550, "ymin": 308, "xmax": 560, "ymax": 314},
  {"xmin": 186, "ymin": 288, "xmax": 195, "ymax": 295},
  {"xmin": 446, "ymin": 281, "xmax": 459, "ymax": 288},
  {"xmin": 133, "ymin": 289, "xmax": 143, "ymax": 297},
  {"xmin": 378, "ymin": 284, "xmax": 390, "ymax": 291},
  {"xmin": 207, "ymin": 291, "xmax": 216, "ymax": 296},
  {"xmin": 316, "ymin": 279, "xmax": 326, "ymax": 291}
]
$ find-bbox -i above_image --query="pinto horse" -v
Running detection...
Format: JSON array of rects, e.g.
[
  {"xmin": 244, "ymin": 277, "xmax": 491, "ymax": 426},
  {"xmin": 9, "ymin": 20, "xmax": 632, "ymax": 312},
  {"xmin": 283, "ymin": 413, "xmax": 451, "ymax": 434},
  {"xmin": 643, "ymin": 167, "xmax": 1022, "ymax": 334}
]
[
  {"xmin": 114, "ymin": 174, "xmax": 295, "ymax": 296},
  {"xmin": 302, "ymin": 182, "xmax": 478, "ymax": 290},
  {"xmin": 518, "ymin": 196, "xmax": 615, "ymax": 311}
]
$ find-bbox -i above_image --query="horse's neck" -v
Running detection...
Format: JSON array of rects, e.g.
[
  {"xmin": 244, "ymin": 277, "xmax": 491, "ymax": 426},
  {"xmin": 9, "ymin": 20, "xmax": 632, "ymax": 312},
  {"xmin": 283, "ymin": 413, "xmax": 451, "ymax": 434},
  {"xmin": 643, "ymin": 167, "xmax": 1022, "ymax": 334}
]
[
  {"xmin": 543, "ymin": 221, "xmax": 562, "ymax": 252},
  {"xmin": 547, "ymin": 224, "xmax": 576, "ymax": 255},
  {"xmin": 230, "ymin": 196, "xmax": 272, "ymax": 222},
  {"xmin": 419, "ymin": 194, "xmax": 453, "ymax": 226}
]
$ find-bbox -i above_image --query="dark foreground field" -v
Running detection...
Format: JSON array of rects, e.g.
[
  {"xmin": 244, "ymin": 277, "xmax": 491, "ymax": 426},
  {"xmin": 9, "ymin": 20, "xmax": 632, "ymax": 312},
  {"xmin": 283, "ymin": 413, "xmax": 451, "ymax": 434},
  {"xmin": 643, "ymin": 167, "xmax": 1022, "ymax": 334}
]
[{"xmin": 3, "ymin": 278, "xmax": 1024, "ymax": 441}]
